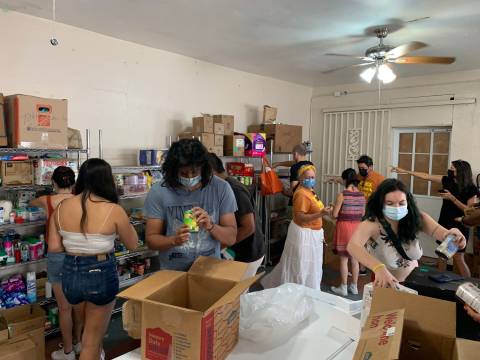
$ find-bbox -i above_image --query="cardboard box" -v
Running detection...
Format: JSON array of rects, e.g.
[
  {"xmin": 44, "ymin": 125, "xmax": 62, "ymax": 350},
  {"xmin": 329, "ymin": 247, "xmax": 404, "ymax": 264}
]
[
  {"xmin": 0, "ymin": 338, "xmax": 36, "ymax": 360},
  {"xmin": 214, "ymin": 134, "xmax": 224, "ymax": 146},
  {"xmin": 353, "ymin": 287, "xmax": 480, "ymax": 360},
  {"xmin": 0, "ymin": 304, "xmax": 45, "ymax": 360},
  {"xmin": 244, "ymin": 133, "xmax": 266, "ymax": 157},
  {"xmin": 0, "ymin": 317, "xmax": 8, "ymax": 342},
  {"xmin": 5, "ymin": 95, "xmax": 68, "ymax": 149},
  {"xmin": 1, "ymin": 161, "xmax": 34, "ymax": 186},
  {"xmin": 262, "ymin": 105, "xmax": 277, "ymax": 124},
  {"xmin": 211, "ymin": 145, "xmax": 223, "ymax": 157},
  {"xmin": 193, "ymin": 116, "xmax": 214, "ymax": 134},
  {"xmin": 214, "ymin": 123, "xmax": 225, "ymax": 135},
  {"xmin": 178, "ymin": 132, "xmax": 195, "ymax": 140},
  {"xmin": 33, "ymin": 158, "xmax": 69, "ymax": 185},
  {"xmin": 0, "ymin": 94, "xmax": 7, "ymax": 147},
  {"xmin": 224, "ymin": 135, "xmax": 245, "ymax": 157},
  {"xmin": 198, "ymin": 133, "xmax": 215, "ymax": 150},
  {"xmin": 213, "ymin": 115, "xmax": 234, "ymax": 135},
  {"xmin": 247, "ymin": 124, "xmax": 302, "ymax": 153},
  {"xmin": 119, "ymin": 256, "xmax": 260, "ymax": 360},
  {"xmin": 67, "ymin": 127, "xmax": 82, "ymax": 149}
]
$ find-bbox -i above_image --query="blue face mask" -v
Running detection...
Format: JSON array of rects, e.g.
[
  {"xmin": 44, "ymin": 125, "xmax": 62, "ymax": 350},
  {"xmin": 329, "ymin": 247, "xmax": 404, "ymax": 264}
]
[
  {"xmin": 303, "ymin": 178, "xmax": 316, "ymax": 188},
  {"xmin": 179, "ymin": 175, "xmax": 202, "ymax": 188},
  {"xmin": 383, "ymin": 205, "xmax": 408, "ymax": 221}
]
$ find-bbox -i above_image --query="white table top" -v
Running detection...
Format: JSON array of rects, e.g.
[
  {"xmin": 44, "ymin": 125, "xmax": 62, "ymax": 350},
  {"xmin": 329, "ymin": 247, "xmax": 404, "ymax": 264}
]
[{"xmin": 115, "ymin": 293, "xmax": 360, "ymax": 360}]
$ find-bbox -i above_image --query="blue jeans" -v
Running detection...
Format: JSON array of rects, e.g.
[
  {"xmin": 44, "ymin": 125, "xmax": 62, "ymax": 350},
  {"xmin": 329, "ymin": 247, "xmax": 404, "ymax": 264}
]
[
  {"xmin": 62, "ymin": 254, "xmax": 119, "ymax": 306},
  {"xmin": 47, "ymin": 252, "xmax": 65, "ymax": 284}
]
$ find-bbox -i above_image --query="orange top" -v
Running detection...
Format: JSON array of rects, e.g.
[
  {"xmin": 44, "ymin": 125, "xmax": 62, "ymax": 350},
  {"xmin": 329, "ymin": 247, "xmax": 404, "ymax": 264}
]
[
  {"xmin": 358, "ymin": 171, "xmax": 385, "ymax": 199},
  {"xmin": 293, "ymin": 187, "xmax": 325, "ymax": 230}
]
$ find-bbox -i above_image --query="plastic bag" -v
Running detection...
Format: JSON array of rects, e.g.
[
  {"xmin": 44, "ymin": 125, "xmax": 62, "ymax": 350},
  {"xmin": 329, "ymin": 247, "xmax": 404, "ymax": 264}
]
[{"xmin": 239, "ymin": 283, "xmax": 314, "ymax": 345}]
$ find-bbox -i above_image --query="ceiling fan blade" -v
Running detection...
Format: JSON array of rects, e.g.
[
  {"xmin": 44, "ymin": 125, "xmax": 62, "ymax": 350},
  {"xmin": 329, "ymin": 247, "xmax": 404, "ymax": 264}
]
[
  {"xmin": 325, "ymin": 53, "xmax": 370, "ymax": 60},
  {"xmin": 322, "ymin": 62, "xmax": 373, "ymax": 74},
  {"xmin": 387, "ymin": 41, "xmax": 427, "ymax": 59},
  {"xmin": 393, "ymin": 56, "xmax": 456, "ymax": 64}
]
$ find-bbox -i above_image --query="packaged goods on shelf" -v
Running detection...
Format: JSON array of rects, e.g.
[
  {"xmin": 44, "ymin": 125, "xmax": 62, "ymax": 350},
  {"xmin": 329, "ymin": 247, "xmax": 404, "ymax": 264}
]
[
  {"xmin": 247, "ymin": 124, "xmax": 302, "ymax": 153},
  {"xmin": 0, "ymin": 161, "xmax": 34, "ymax": 186},
  {"xmin": 192, "ymin": 115, "xmax": 214, "ymax": 134},
  {"xmin": 211, "ymin": 145, "xmax": 223, "ymax": 157},
  {"xmin": 213, "ymin": 115, "xmax": 234, "ymax": 135},
  {"xmin": 196, "ymin": 133, "xmax": 214, "ymax": 150},
  {"xmin": 262, "ymin": 105, "xmax": 277, "ymax": 124},
  {"xmin": 244, "ymin": 133, "xmax": 266, "ymax": 157},
  {"xmin": 177, "ymin": 132, "xmax": 195, "ymax": 140},
  {"xmin": 5, "ymin": 94, "xmax": 68, "ymax": 149},
  {"xmin": 138, "ymin": 150, "xmax": 163, "ymax": 166},
  {"xmin": 0, "ymin": 200, "xmax": 13, "ymax": 222},
  {"xmin": 67, "ymin": 127, "xmax": 82, "ymax": 149},
  {"xmin": 16, "ymin": 192, "xmax": 36, "ymax": 209},
  {"xmin": 214, "ymin": 134, "xmax": 224, "ymax": 146},
  {"xmin": 0, "ymin": 94, "xmax": 7, "ymax": 147},
  {"xmin": 33, "ymin": 158, "xmax": 78, "ymax": 185},
  {"xmin": 214, "ymin": 123, "xmax": 225, "ymax": 135},
  {"xmin": 227, "ymin": 162, "xmax": 254, "ymax": 177},
  {"xmin": 224, "ymin": 135, "xmax": 245, "ymax": 156}
]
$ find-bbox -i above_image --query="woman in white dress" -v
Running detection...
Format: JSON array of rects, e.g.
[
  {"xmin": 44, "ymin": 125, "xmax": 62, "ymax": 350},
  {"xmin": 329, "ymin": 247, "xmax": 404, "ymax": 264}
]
[
  {"xmin": 262, "ymin": 165, "xmax": 332, "ymax": 290},
  {"xmin": 348, "ymin": 178, "xmax": 466, "ymax": 287}
]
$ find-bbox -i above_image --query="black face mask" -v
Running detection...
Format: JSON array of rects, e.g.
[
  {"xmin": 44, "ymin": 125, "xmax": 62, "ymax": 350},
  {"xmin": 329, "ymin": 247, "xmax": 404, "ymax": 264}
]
[
  {"xmin": 447, "ymin": 169, "xmax": 455, "ymax": 179},
  {"xmin": 359, "ymin": 168, "xmax": 369, "ymax": 178}
]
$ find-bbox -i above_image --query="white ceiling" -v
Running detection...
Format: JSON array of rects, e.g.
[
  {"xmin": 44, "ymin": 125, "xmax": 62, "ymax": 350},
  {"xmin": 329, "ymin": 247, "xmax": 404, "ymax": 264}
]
[{"xmin": 2, "ymin": 0, "xmax": 480, "ymax": 86}]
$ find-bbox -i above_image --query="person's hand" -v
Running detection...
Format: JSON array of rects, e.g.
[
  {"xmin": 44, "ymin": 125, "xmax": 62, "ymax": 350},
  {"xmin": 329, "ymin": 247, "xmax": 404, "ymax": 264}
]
[
  {"xmin": 454, "ymin": 217, "xmax": 463, "ymax": 223},
  {"xmin": 272, "ymin": 162, "xmax": 279, "ymax": 169},
  {"xmin": 324, "ymin": 176, "xmax": 335, "ymax": 184},
  {"xmin": 322, "ymin": 206, "xmax": 333, "ymax": 216},
  {"xmin": 444, "ymin": 228, "xmax": 466, "ymax": 250},
  {"xmin": 373, "ymin": 265, "xmax": 399, "ymax": 288},
  {"xmin": 438, "ymin": 189, "xmax": 455, "ymax": 202},
  {"xmin": 192, "ymin": 207, "xmax": 214, "ymax": 231},
  {"xmin": 173, "ymin": 225, "xmax": 190, "ymax": 246},
  {"xmin": 390, "ymin": 166, "xmax": 404, "ymax": 174},
  {"xmin": 465, "ymin": 305, "xmax": 480, "ymax": 323}
]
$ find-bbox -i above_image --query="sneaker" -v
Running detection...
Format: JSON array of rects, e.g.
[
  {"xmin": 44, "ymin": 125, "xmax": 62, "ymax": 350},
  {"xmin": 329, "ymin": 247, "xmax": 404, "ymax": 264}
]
[
  {"xmin": 74, "ymin": 342, "xmax": 82, "ymax": 356},
  {"xmin": 100, "ymin": 348, "xmax": 105, "ymax": 360},
  {"xmin": 359, "ymin": 269, "xmax": 368, "ymax": 276},
  {"xmin": 51, "ymin": 349, "xmax": 76, "ymax": 360},
  {"xmin": 348, "ymin": 284, "xmax": 359, "ymax": 295},
  {"xmin": 331, "ymin": 285, "xmax": 348, "ymax": 297}
]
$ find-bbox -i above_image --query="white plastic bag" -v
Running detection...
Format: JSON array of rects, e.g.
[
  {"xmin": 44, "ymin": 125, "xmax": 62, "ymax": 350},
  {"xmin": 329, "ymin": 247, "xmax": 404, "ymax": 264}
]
[{"xmin": 239, "ymin": 283, "xmax": 314, "ymax": 345}]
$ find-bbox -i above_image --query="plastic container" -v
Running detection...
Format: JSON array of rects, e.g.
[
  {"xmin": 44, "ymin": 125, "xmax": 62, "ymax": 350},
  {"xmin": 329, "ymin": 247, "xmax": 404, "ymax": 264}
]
[
  {"xmin": 27, "ymin": 207, "xmax": 42, "ymax": 222},
  {"xmin": 435, "ymin": 234, "xmax": 458, "ymax": 259},
  {"xmin": 20, "ymin": 242, "xmax": 29, "ymax": 262},
  {"xmin": 4, "ymin": 239, "xmax": 13, "ymax": 257},
  {"xmin": 183, "ymin": 210, "xmax": 199, "ymax": 232},
  {"xmin": 26, "ymin": 271, "xmax": 37, "ymax": 303},
  {"xmin": 29, "ymin": 241, "xmax": 43, "ymax": 261},
  {"xmin": 0, "ymin": 207, "xmax": 4, "ymax": 225}
]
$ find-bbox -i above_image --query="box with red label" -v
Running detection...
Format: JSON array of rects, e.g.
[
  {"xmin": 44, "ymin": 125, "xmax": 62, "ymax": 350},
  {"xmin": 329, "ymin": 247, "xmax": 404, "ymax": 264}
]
[
  {"xmin": 353, "ymin": 287, "xmax": 480, "ymax": 360},
  {"xmin": 33, "ymin": 159, "xmax": 78, "ymax": 185},
  {"xmin": 5, "ymin": 95, "xmax": 68, "ymax": 149},
  {"xmin": 244, "ymin": 133, "xmax": 266, "ymax": 157},
  {"xmin": 119, "ymin": 256, "xmax": 261, "ymax": 360},
  {"xmin": 226, "ymin": 163, "xmax": 254, "ymax": 177}
]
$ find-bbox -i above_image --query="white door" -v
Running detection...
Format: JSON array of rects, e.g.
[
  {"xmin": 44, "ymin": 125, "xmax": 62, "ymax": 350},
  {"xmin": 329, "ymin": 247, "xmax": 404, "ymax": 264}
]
[{"xmin": 391, "ymin": 127, "xmax": 451, "ymax": 257}]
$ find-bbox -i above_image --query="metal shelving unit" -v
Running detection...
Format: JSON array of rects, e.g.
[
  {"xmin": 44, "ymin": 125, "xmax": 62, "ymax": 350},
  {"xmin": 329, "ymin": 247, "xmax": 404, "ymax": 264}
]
[
  {"xmin": 119, "ymin": 272, "xmax": 152, "ymax": 290},
  {"xmin": 0, "ymin": 148, "xmax": 88, "ymax": 154},
  {"xmin": 119, "ymin": 192, "xmax": 148, "ymax": 200},
  {"xmin": 0, "ymin": 258, "xmax": 47, "ymax": 271},
  {"xmin": 112, "ymin": 165, "xmax": 162, "ymax": 173},
  {"xmin": 115, "ymin": 247, "xmax": 157, "ymax": 262},
  {"xmin": 0, "ymin": 220, "xmax": 46, "ymax": 230},
  {"xmin": 45, "ymin": 327, "xmax": 61, "ymax": 337},
  {"xmin": 0, "ymin": 184, "xmax": 52, "ymax": 191}
]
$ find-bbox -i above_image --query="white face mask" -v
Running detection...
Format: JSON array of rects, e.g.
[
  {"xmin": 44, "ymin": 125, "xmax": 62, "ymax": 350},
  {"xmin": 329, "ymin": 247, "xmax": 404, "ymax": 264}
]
[
  {"xmin": 179, "ymin": 175, "xmax": 201, "ymax": 189},
  {"xmin": 383, "ymin": 205, "xmax": 408, "ymax": 221}
]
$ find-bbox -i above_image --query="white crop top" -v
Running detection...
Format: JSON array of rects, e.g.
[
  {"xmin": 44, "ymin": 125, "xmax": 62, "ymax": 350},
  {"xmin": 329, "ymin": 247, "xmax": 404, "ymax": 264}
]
[{"xmin": 57, "ymin": 202, "xmax": 117, "ymax": 254}]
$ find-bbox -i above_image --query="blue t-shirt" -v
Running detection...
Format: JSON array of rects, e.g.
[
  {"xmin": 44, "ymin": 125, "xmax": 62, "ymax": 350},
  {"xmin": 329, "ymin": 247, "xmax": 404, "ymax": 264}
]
[{"xmin": 144, "ymin": 176, "xmax": 237, "ymax": 270}]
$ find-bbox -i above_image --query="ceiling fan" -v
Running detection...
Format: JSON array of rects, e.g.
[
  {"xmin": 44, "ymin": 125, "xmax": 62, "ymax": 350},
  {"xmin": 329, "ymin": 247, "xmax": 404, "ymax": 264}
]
[{"xmin": 323, "ymin": 27, "xmax": 456, "ymax": 83}]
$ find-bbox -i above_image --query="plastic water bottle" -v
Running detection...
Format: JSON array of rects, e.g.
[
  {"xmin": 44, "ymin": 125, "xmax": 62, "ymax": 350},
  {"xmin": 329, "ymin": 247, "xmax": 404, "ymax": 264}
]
[
  {"xmin": 26, "ymin": 271, "xmax": 37, "ymax": 303},
  {"xmin": 435, "ymin": 234, "xmax": 458, "ymax": 259}
]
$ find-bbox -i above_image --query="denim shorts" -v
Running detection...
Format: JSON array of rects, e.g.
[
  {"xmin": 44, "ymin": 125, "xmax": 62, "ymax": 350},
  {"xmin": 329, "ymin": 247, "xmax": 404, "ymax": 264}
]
[
  {"xmin": 62, "ymin": 254, "xmax": 119, "ymax": 306},
  {"xmin": 47, "ymin": 252, "xmax": 65, "ymax": 284}
]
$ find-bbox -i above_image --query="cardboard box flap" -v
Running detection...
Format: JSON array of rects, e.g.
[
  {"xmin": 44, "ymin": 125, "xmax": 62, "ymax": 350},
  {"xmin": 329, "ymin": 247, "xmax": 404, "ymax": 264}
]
[
  {"xmin": 371, "ymin": 287, "xmax": 456, "ymax": 338},
  {"xmin": 353, "ymin": 309, "xmax": 405, "ymax": 360},
  {"xmin": 118, "ymin": 271, "xmax": 185, "ymax": 301},
  {"xmin": 0, "ymin": 305, "xmax": 45, "ymax": 338},
  {"xmin": 188, "ymin": 256, "xmax": 250, "ymax": 282},
  {"xmin": 454, "ymin": 338, "xmax": 480, "ymax": 360},
  {"xmin": 205, "ymin": 273, "xmax": 262, "ymax": 313}
]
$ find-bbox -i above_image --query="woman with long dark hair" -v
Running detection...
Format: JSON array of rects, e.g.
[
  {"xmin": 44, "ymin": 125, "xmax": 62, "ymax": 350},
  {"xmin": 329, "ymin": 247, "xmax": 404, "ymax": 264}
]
[
  {"xmin": 392, "ymin": 160, "xmax": 478, "ymax": 277},
  {"xmin": 144, "ymin": 139, "xmax": 237, "ymax": 271},
  {"xmin": 347, "ymin": 179, "xmax": 466, "ymax": 287},
  {"xmin": 330, "ymin": 168, "xmax": 366, "ymax": 297},
  {"xmin": 48, "ymin": 159, "xmax": 138, "ymax": 360}
]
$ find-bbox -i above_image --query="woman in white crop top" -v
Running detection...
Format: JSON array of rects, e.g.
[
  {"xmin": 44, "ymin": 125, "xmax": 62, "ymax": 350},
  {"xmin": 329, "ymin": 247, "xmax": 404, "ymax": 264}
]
[
  {"xmin": 347, "ymin": 179, "xmax": 466, "ymax": 288},
  {"xmin": 49, "ymin": 159, "xmax": 138, "ymax": 360}
]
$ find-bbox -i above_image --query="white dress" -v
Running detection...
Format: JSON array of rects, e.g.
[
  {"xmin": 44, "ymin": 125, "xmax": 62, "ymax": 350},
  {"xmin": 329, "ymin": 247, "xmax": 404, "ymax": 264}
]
[{"xmin": 261, "ymin": 221, "xmax": 324, "ymax": 290}]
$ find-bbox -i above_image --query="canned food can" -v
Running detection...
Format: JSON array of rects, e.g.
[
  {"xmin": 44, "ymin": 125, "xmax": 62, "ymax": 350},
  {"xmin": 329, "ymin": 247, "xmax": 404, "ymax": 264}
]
[
  {"xmin": 183, "ymin": 210, "xmax": 199, "ymax": 232},
  {"xmin": 435, "ymin": 234, "xmax": 458, "ymax": 259},
  {"xmin": 456, "ymin": 282, "xmax": 480, "ymax": 313}
]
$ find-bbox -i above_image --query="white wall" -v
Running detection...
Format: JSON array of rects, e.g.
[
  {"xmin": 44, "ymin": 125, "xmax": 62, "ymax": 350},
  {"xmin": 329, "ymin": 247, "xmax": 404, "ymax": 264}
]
[{"xmin": 0, "ymin": 11, "xmax": 313, "ymax": 164}]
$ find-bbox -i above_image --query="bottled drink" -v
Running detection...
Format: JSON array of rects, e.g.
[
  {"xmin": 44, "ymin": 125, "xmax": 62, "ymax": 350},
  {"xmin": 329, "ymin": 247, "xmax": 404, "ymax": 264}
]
[{"xmin": 26, "ymin": 272, "xmax": 37, "ymax": 303}]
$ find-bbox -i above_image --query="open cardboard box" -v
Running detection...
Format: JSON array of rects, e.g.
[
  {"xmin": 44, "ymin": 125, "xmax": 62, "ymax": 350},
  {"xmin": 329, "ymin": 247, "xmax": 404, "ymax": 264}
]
[
  {"xmin": 0, "ymin": 337, "xmax": 36, "ymax": 360},
  {"xmin": 353, "ymin": 287, "xmax": 480, "ymax": 360},
  {"xmin": 119, "ymin": 256, "xmax": 262, "ymax": 360}
]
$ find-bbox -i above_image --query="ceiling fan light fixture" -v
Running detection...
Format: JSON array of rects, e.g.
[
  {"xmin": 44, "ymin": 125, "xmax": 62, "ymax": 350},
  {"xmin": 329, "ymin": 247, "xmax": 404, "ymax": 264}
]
[
  {"xmin": 360, "ymin": 66, "xmax": 376, "ymax": 83},
  {"xmin": 377, "ymin": 64, "xmax": 396, "ymax": 83}
]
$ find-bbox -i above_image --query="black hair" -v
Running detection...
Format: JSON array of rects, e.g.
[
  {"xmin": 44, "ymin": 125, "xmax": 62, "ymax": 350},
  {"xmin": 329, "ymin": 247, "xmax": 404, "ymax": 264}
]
[
  {"xmin": 452, "ymin": 160, "xmax": 474, "ymax": 192},
  {"xmin": 52, "ymin": 166, "xmax": 75, "ymax": 189},
  {"xmin": 365, "ymin": 178, "xmax": 422, "ymax": 243},
  {"xmin": 74, "ymin": 158, "xmax": 118, "ymax": 234},
  {"xmin": 342, "ymin": 168, "xmax": 360, "ymax": 187},
  {"xmin": 162, "ymin": 139, "xmax": 212, "ymax": 189},
  {"xmin": 208, "ymin": 153, "xmax": 226, "ymax": 174},
  {"xmin": 357, "ymin": 155, "xmax": 373, "ymax": 167}
]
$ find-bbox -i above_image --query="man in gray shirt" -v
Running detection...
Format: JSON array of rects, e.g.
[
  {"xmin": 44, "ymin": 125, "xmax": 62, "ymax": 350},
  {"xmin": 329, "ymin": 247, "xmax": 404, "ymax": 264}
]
[{"xmin": 144, "ymin": 139, "xmax": 237, "ymax": 271}]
